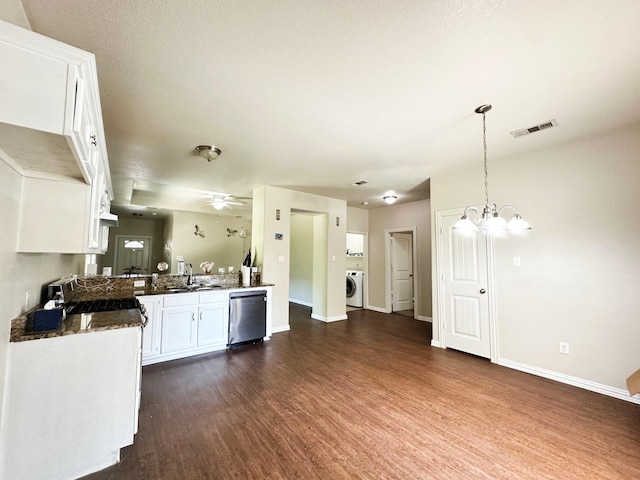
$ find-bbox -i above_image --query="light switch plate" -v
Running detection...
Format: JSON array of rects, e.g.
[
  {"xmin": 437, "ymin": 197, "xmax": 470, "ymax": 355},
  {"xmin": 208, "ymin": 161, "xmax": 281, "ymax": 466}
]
[{"xmin": 133, "ymin": 280, "xmax": 145, "ymax": 288}]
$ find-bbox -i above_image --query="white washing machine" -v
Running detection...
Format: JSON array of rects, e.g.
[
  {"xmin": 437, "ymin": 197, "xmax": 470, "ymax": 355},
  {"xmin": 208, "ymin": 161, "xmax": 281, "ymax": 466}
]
[{"xmin": 346, "ymin": 270, "xmax": 364, "ymax": 307}]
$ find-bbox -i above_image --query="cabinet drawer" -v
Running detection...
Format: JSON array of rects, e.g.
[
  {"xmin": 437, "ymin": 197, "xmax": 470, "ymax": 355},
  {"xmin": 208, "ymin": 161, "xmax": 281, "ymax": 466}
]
[
  {"xmin": 162, "ymin": 292, "xmax": 197, "ymax": 308},
  {"xmin": 198, "ymin": 292, "xmax": 228, "ymax": 304}
]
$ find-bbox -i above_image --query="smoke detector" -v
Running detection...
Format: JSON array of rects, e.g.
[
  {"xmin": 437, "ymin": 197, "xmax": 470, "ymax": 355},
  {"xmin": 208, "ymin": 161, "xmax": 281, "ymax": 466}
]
[{"xmin": 511, "ymin": 119, "xmax": 558, "ymax": 138}]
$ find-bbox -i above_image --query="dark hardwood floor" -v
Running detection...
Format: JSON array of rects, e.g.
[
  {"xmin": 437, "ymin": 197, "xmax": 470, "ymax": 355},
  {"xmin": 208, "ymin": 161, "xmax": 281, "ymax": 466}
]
[{"xmin": 85, "ymin": 304, "xmax": 640, "ymax": 479}]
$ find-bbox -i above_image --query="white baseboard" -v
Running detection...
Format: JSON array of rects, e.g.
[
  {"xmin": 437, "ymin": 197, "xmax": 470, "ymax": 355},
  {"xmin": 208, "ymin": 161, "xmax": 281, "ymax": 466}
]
[
  {"xmin": 498, "ymin": 358, "xmax": 640, "ymax": 405},
  {"xmin": 271, "ymin": 324, "xmax": 291, "ymax": 334},
  {"xmin": 289, "ymin": 298, "xmax": 312, "ymax": 307},
  {"xmin": 431, "ymin": 339, "xmax": 444, "ymax": 348},
  {"xmin": 368, "ymin": 305, "xmax": 391, "ymax": 314},
  {"xmin": 417, "ymin": 315, "xmax": 432, "ymax": 322},
  {"xmin": 311, "ymin": 313, "xmax": 348, "ymax": 323}
]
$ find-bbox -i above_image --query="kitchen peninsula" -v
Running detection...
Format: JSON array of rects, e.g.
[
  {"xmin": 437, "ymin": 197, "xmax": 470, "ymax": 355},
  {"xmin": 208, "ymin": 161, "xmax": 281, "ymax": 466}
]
[{"xmin": 6, "ymin": 273, "xmax": 273, "ymax": 480}]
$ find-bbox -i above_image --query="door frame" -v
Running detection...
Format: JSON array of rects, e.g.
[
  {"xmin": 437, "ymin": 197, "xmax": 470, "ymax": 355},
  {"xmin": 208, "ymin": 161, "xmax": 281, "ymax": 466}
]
[
  {"xmin": 346, "ymin": 230, "xmax": 368, "ymax": 309},
  {"xmin": 113, "ymin": 235, "xmax": 153, "ymax": 276},
  {"xmin": 434, "ymin": 208, "xmax": 500, "ymax": 363},
  {"xmin": 385, "ymin": 227, "xmax": 417, "ymax": 317}
]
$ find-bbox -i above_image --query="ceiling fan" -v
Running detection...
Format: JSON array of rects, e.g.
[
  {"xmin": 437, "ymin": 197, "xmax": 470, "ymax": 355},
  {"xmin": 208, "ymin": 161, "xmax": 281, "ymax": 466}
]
[{"xmin": 207, "ymin": 194, "xmax": 248, "ymax": 211}]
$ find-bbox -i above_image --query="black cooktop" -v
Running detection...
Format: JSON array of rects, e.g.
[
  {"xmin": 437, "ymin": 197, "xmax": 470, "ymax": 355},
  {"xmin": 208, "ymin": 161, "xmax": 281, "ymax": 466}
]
[{"xmin": 67, "ymin": 298, "xmax": 140, "ymax": 314}]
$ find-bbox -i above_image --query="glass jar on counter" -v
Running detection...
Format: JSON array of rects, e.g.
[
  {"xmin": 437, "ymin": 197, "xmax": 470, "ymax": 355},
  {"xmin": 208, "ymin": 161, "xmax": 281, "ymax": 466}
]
[{"xmin": 250, "ymin": 267, "xmax": 261, "ymax": 286}]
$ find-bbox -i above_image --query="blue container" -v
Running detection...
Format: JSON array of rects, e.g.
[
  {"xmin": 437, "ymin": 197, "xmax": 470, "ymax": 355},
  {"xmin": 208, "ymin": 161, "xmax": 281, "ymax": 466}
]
[{"xmin": 30, "ymin": 308, "xmax": 64, "ymax": 332}]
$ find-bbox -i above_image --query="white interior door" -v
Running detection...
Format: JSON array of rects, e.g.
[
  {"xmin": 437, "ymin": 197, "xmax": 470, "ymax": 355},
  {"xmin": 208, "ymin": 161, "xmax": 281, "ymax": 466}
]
[
  {"xmin": 391, "ymin": 232, "xmax": 413, "ymax": 312},
  {"xmin": 441, "ymin": 214, "xmax": 491, "ymax": 358},
  {"xmin": 114, "ymin": 236, "xmax": 152, "ymax": 276}
]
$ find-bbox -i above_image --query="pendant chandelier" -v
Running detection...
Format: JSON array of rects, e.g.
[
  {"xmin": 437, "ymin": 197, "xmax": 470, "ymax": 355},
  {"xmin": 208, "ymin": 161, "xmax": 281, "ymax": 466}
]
[{"xmin": 454, "ymin": 104, "xmax": 531, "ymax": 234}]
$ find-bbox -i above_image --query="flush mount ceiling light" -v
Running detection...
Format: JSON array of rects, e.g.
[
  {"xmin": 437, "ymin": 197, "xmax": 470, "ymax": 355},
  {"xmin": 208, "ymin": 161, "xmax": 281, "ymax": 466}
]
[
  {"xmin": 454, "ymin": 105, "xmax": 532, "ymax": 235},
  {"xmin": 383, "ymin": 195, "xmax": 397, "ymax": 204},
  {"xmin": 195, "ymin": 145, "xmax": 222, "ymax": 162}
]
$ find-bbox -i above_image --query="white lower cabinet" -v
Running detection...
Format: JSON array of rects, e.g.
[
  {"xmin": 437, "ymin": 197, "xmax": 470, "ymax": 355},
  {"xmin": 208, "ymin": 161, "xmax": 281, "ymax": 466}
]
[
  {"xmin": 141, "ymin": 291, "xmax": 230, "ymax": 366},
  {"xmin": 160, "ymin": 306, "xmax": 197, "ymax": 354},
  {"xmin": 197, "ymin": 292, "xmax": 229, "ymax": 348},
  {"xmin": 139, "ymin": 296, "xmax": 160, "ymax": 361}
]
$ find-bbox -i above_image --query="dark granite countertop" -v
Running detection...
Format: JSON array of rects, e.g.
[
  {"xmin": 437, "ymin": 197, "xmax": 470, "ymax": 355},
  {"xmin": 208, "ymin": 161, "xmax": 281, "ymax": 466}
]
[
  {"xmin": 10, "ymin": 282, "xmax": 273, "ymax": 343},
  {"xmin": 11, "ymin": 308, "xmax": 143, "ymax": 343},
  {"xmin": 134, "ymin": 283, "xmax": 274, "ymax": 297}
]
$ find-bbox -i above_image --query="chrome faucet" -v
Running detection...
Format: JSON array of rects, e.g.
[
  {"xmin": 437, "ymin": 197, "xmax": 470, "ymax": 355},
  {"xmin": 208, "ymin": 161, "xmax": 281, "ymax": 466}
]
[{"xmin": 186, "ymin": 263, "xmax": 193, "ymax": 286}]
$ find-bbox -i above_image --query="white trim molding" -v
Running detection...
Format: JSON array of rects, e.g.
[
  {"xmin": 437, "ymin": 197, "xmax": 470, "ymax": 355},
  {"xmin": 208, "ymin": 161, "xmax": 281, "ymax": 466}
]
[
  {"xmin": 271, "ymin": 325, "xmax": 291, "ymax": 334},
  {"xmin": 311, "ymin": 313, "xmax": 348, "ymax": 323},
  {"xmin": 499, "ymin": 358, "xmax": 640, "ymax": 405},
  {"xmin": 417, "ymin": 315, "xmax": 432, "ymax": 322},
  {"xmin": 289, "ymin": 298, "xmax": 312, "ymax": 307}
]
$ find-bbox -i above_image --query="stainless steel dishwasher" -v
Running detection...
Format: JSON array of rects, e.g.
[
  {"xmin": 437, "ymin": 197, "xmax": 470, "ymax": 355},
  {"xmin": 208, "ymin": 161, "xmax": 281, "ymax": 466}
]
[{"xmin": 228, "ymin": 290, "xmax": 267, "ymax": 347}]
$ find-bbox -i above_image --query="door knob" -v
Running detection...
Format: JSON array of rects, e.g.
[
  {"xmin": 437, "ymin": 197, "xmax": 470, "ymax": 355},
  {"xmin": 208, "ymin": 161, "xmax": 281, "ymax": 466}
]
[{"xmin": 479, "ymin": 289, "xmax": 486, "ymax": 294}]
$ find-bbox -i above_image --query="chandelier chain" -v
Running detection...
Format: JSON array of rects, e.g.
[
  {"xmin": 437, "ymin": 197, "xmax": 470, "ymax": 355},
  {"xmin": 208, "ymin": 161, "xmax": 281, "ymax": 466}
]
[{"xmin": 482, "ymin": 111, "xmax": 489, "ymax": 206}]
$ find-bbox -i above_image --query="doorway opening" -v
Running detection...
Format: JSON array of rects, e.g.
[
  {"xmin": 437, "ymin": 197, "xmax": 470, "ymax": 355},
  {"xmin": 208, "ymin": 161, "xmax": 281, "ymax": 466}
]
[
  {"xmin": 289, "ymin": 210, "xmax": 330, "ymax": 322},
  {"xmin": 346, "ymin": 232, "xmax": 367, "ymax": 310},
  {"xmin": 385, "ymin": 227, "xmax": 417, "ymax": 317}
]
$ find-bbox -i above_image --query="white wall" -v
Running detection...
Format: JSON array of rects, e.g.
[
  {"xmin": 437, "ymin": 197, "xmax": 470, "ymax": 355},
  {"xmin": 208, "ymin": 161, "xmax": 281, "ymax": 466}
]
[
  {"xmin": 289, "ymin": 214, "xmax": 314, "ymax": 305},
  {"xmin": 430, "ymin": 123, "xmax": 640, "ymax": 392},
  {"xmin": 252, "ymin": 186, "xmax": 347, "ymax": 331},
  {"xmin": 0, "ymin": 0, "xmax": 28, "ymax": 29},
  {"xmin": 169, "ymin": 211, "xmax": 251, "ymax": 274},
  {"xmin": 347, "ymin": 206, "xmax": 368, "ymax": 232},
  {"xmin": 368, "ymin": 199, "xmax": 432, "ymax": 318}
]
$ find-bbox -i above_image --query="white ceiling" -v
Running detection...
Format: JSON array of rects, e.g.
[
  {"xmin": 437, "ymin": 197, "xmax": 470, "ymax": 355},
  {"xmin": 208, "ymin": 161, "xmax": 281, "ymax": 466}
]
[{"xmin": 19, "ymin": 0, "xmax": 640, "ymax": 218}]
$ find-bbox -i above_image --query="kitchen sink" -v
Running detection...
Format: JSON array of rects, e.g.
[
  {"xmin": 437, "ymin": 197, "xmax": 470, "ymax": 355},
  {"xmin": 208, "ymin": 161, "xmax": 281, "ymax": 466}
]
[{"xmin": 164, "ymin": 285, "xmax": 221, "ymax": 293}]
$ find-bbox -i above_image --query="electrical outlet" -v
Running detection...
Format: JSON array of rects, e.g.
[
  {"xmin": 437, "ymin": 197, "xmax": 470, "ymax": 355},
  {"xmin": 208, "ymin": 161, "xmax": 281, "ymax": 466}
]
[
  {"xmin": 559, "ymin": 341, "xmax": 570, "ymax": 355},
  {"xmin": 25, "ymin": 291, "xmax": 29, "ymax": 311},
  {"xmin": 513, "ymin": 257, "xmax": 521, "ymax": 267},
  {"xmin": 133, "ymin": 280, "xmax": 146, "ymax": 288}
]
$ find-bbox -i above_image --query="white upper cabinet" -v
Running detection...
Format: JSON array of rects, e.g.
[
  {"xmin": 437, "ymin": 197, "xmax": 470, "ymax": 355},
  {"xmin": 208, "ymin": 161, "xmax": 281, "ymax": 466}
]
[
  {"xmin": 0, "ymin": 20, "xmax": 116, "ymax": 253},
  {"xmin": 0, "ymin": 20, "xmax": 108, "ymax": 184}
]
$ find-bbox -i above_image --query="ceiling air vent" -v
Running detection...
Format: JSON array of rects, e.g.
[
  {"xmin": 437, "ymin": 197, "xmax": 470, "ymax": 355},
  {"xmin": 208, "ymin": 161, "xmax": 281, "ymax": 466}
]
[{"xmin": 511, "ymin": 119, "xmax": 558, "ymax": 138}]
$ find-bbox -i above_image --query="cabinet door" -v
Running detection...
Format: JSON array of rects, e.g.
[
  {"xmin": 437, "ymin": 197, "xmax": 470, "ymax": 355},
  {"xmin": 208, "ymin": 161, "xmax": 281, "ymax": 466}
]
[
  {"xmin": 197, "ymin": 302, "xmax": 228, "ymax": 348},
  {"xmin": 0, "ymin": 38, "xmax": 69, "ymax": 134},
  {"xmin": 86, "ymin": 159, "xmax": 103, "ymax": 251},
  {"xmin": 139, "ymin": 297, "xmax": 158, "ymax": 361},
  {"xmin": 70, "ymin": 65, "xmax": 99, "ymax": 182},
  {"xmin": 160, "ymin": 306, "xmax": 197, "ymax": 354}
]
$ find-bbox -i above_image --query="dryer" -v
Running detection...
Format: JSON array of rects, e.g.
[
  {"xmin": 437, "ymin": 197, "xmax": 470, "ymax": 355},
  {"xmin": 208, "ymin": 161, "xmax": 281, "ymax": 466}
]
[{"xmin": 346, "ymin": 270, "xmax": 364, "ymax": 307}]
